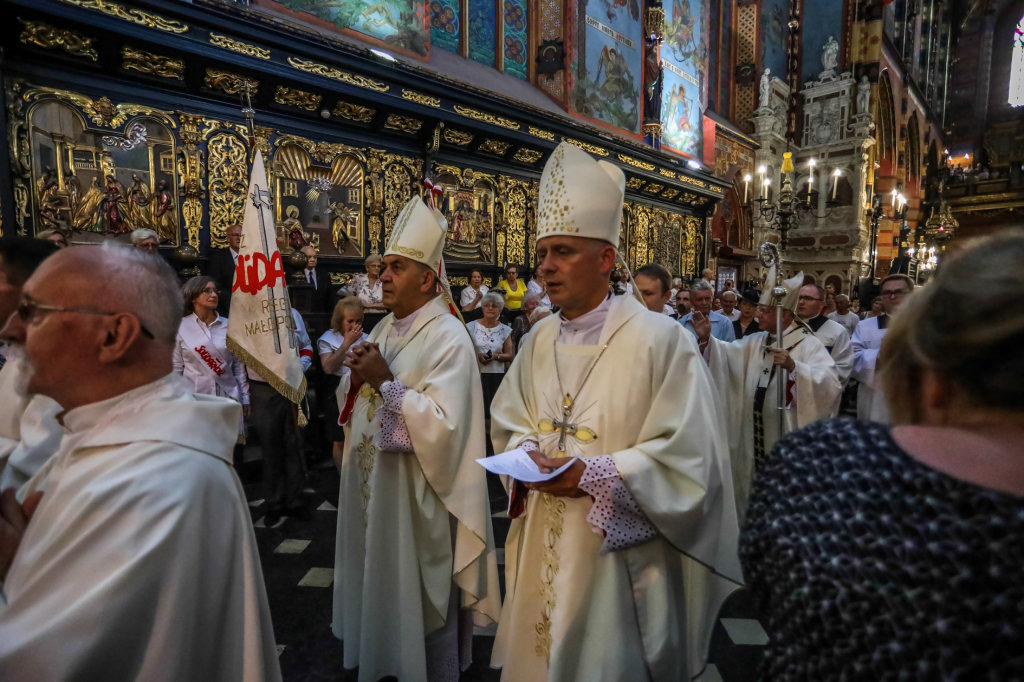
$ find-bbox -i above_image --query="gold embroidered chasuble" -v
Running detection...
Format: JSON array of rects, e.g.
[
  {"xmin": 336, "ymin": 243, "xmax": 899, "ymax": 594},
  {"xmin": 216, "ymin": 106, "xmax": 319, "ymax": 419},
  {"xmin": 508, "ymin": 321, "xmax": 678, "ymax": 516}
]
[
  {"xmin": 489, "ymin": 296, "xmax": 743, "ymax": 682},
  {"xmin": 332, "ymin": 296, "xmax": 501, "ymax": 682}
]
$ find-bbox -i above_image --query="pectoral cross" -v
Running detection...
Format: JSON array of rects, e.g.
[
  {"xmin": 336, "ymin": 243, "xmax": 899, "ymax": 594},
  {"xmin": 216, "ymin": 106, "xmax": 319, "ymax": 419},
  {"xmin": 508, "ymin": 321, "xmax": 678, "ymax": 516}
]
[{"xmin": 552, "ymin": 395, "xmax": 577, "ymax": 455}]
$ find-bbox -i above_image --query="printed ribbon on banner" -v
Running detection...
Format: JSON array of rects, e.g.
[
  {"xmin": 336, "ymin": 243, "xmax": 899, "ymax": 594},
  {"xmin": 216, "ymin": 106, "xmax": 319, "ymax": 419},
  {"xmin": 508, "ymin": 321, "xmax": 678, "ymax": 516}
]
[{"xmin": 226, "ymin": 150, "xmax": 307, "ymax": 405}]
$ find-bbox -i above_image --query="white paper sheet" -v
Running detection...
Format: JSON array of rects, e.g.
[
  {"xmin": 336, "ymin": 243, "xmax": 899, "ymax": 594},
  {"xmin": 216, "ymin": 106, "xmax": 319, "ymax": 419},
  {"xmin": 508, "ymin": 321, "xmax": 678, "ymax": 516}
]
[{"xmin": 476, "ymin": 448, "xmax": 579, "ymax": 483}]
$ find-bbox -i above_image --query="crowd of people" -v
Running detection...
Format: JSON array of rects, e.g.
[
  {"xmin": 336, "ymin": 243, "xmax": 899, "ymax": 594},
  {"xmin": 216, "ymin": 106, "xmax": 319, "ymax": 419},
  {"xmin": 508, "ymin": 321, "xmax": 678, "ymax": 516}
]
[{"xmin": 0, "ymin": 139, "xmax": 1020, "ymax": 681}]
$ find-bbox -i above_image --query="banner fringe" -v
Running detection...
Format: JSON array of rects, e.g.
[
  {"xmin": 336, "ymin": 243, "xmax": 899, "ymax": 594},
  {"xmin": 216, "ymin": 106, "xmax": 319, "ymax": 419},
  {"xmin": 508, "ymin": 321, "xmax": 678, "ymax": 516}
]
[{"xmin": 227, "ymin": 336, "xmax": 308, "ymax": 405}]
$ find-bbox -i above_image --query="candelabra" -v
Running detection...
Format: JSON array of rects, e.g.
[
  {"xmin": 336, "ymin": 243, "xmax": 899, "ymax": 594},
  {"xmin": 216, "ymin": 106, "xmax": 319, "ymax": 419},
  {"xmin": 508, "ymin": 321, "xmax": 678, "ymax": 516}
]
[{"xmin": 866, "ymin": 189, "xmax": 908, "ymax": 279}]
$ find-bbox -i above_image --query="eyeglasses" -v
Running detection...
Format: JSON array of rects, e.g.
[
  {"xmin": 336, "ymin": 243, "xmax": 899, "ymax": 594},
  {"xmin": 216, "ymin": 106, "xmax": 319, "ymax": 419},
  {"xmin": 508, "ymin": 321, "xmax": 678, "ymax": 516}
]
[
  {"xmin": 880, "ymin": 289, "xmax": 908, "ymax": 298},
  {"xmin": 16, "ymin": 297, "xmax": 155, "ymax": 339},
  {"xmin": 797, "ymin": 295, "xmax": 822, "ymax": 302},
  {"xmin": 756, "ymin": 305, "xmax": 776, "ymax": 314},
  {"xmin": 200, "ymin": 287, "xmax": 219, "ymax": 295},
  {"xmin": 136, "ymin": 243, "xmax": 159, "ymax": 252}
]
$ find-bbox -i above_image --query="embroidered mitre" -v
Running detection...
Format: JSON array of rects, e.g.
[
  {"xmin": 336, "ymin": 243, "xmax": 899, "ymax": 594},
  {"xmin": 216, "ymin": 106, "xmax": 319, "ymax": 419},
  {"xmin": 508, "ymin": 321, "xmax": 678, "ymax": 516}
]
[
  {"xmin": 384, "ymin": 196, "xmax": 446, "ymax": 272},
  {"xmin": 536, "ymin": 141, "xmax": 626, "ymax": 248},
  {"xmin": 760, "ymin": 265, "xmax": 804, "ymax": 312}
]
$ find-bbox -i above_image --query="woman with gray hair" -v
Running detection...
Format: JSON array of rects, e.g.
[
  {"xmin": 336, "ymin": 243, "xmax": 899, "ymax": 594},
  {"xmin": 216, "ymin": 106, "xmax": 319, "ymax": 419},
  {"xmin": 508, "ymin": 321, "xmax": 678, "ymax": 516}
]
[
  {"xmin": 130, "ymin": 228, "xmax": 160, "ymax": 253},
  {"xmin": 466, "ymin": 291, "xmax": 513, "ymax": 417},
  {"xmin": 346, "ymin": 253, "xmax": 386, "ymax": 330},
  {"xmin": 172, "ymin": 275, "xmax": 250, "ymax": 436},
  {"xmin": 510, "ymin": 290, "xmax": 543, "ymax": 351},
  {"xmin": 741, "ymin": 232, "xmax": 1024, "ymax": 679}
]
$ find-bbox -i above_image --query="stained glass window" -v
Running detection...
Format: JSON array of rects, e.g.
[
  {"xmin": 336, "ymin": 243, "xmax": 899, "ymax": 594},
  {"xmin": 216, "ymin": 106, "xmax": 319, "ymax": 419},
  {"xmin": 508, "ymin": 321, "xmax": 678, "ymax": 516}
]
[{"xmin": 1010, "ymin": 15, "xmax": 1024, "ymax": 107}]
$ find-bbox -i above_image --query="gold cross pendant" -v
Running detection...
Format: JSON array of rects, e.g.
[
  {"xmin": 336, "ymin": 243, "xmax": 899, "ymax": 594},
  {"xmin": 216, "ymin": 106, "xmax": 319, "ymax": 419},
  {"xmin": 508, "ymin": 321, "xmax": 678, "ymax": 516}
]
[{"xmin": 538, "ymin": 394, "xmax": 597, "ymax": 455}]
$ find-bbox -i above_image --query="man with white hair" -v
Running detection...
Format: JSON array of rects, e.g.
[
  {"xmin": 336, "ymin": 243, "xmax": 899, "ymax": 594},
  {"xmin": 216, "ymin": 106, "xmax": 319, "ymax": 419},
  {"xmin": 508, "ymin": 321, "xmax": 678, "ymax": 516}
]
[
  {"xmin": 0, "ymin": 245, "xmax": 280, "ymax": 681},
  {"xmin": 668, "ymin": 276, "xmax": 683, "ymax": 301},
  {"xmin": 129, "ymin": 228, "xmax": 160, "ymax": 253},
  {"xmin": 490, "ymin": 142, "xmax": 741, "ymax": 681},
  {"xmin": 720, "ymin": 290, "xmax": 741, "ymax": 321},
  {"xmin": 828, "ymin": 294, "xmax": 860, "ymax": 336},
  {"xmin": 680, "ymin": 279, "xmax": 736, "ymax": 341}
]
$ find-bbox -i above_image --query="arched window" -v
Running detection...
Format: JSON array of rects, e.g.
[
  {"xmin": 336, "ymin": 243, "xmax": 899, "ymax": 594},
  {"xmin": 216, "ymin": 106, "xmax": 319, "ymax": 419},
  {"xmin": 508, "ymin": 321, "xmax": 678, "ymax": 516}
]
[{"xmin": 1009, "ymin": 15, "xmax": 1024, "ymax": 106}]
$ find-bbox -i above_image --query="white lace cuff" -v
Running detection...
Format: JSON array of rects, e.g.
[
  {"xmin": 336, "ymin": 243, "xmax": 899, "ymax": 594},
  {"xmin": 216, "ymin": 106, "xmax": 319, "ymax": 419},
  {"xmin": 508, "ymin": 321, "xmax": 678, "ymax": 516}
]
[
  {"xmin": 378, "ymin": 379, "xmax": 413, "ymax": 452},
  {"xmin": 577, "ymin": 455, "xmax": 658, "ymax": 554}
]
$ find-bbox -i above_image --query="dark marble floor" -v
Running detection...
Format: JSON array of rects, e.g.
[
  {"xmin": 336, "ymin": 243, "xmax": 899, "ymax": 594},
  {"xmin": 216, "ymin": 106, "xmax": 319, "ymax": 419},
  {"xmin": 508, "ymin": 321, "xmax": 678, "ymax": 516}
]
[{"xmin": 240, "ymin": 454, "xmax": 766, "ymax": 682}]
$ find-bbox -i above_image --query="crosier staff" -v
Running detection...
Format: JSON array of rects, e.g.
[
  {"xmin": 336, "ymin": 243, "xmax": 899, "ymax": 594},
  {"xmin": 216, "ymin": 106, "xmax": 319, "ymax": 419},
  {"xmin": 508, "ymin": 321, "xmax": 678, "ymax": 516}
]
[{"xmin": 759, "ymin": 242, "xmax": 787, "ymax": 436}]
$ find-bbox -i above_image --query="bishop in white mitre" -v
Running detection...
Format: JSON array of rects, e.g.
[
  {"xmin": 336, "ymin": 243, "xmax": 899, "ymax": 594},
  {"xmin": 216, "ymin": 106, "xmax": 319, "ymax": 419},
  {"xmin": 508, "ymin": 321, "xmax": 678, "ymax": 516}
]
[
  {"xmin": 489, "ymin": 142, "xmax": 743, "ymax": 682},
  {"xmin": 698, "ymin": 268, "xmax": 841, "ymax": 518},
  {"xmin": 334, "ymin": 196, "xmax": 501, "ymax": 682}
]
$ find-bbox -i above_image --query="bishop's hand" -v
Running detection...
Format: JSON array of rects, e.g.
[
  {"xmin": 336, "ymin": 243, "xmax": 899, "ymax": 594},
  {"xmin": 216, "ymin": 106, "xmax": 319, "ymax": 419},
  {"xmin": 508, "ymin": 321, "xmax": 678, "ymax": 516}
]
[
  {"xmin": 0, "ymin": 488, "xmax": 43, "ymax": 581},
  {"xmin": 524, "ymin": 457, "xmax": 589, "ymax": 498},
  {"xmin": 691, "ymin": 310, "xmax": 712, "ymax": 343},
  {"xmin": 345, "ymin": 342, "xmax": 393, "ymax": 389},
  {"xmin": 770, "ymin": 348, "xmax": 796, "ymax": 372}
]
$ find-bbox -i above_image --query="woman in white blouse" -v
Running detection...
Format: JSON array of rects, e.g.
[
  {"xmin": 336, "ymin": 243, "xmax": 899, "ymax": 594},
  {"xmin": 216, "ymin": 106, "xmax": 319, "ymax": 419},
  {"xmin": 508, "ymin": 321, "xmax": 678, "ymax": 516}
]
[
  {"xmin": 466, "ymin": 292, "xmax": 513, "ymax": 418},
  {"xmin": 346, "ymin": 254, "xmax": 386, "ymax": 330},
  {"xmin": 318, "ymin": 296, "xmax": 368, "ymax": 470},
  {"xmin": 172, "ymin": 276, "xmax": 250, "ymax": 436},
  {"xmin": 460, "ymin": 268, "xmax": 489, "ymax": 311},
  {"xmin": 526, "ymin": 269, "xmax": 551, "ymax": 306}
]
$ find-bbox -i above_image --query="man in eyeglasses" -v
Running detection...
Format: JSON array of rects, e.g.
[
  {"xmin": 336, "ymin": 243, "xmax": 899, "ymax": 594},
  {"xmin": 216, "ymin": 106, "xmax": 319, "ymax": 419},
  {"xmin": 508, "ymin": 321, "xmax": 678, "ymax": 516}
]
[
  {"xmin": 796, "ymin": 284, "xmax": 853, "ymax": 412},
  {"xmin": 851, "ymin": 273, "xmax": 915, "ymax": 423},
  {"xmin": 0, "ymin": 244, "xmax": 281, "ymax": 681}
]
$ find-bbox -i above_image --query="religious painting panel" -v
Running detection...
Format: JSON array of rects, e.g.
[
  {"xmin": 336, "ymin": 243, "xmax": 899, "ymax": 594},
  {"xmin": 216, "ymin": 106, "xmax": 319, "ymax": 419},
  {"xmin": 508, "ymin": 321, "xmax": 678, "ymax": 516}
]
[
  {"xmin": 659, "ymin": 0, "xmax": 707, "ymax": 156},
  {"xmin": 272, "ymin": 143, "xmax": 365, "ymax": 258},
  {"xmin": 572, "ymin": 0, "xmax": 642, "ymax": 135},
  {"xmin": 252, "ymin": 0, "xmax": 430, "ymax": 60},
  {"xmin": 432, "ymin": 166, "xmax": 498, "ymax": 264},
  {"xmin": 469, "ymin": 0, "xmax": 497, "ymax": 67},
  {"xmin": 431, "ymin": 0, "xmax": 460, "ymax": 52},
  {"xmin": 27, "ymin": 100, "xmax": 179, "ymax": 246},
  {"xmin": 503, "ymin": 0, "xmax": 529, "ymax": 80}
]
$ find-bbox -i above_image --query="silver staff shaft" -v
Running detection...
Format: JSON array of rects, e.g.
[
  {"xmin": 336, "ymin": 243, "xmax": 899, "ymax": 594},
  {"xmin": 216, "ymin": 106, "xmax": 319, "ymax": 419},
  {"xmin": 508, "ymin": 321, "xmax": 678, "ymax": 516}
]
[
  {"xmin": 775, "ymin": 301, "xmax": 785, "ymax": 436},
  {"xmin": 250, "ymin": 185, "xmax": 282, "ymax": 354}
]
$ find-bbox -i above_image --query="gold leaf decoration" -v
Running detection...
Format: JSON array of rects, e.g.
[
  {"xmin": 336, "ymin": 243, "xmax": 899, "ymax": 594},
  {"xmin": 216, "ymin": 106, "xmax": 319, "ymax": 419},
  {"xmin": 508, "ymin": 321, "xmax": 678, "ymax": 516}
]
[
  {"xmin": 57, "ymin": 0, "xmax": 188, "ymax": 33},
  {"xmin": 204, "ymin": 69, "xmax": 258, "ymax": 96},
  {"xmin": 562, "ymin": 138, "xmax": 608, "ymax": 156},
  {"xmin": 644, "ymin": 183, "xmax": 665, "ymax": 193},
  {"xmin": 275, "ymin": 135, "xmax": 363, "ymax": 165},
  {"xmin": 443, "ymin": 129, "xmax": 474, "ymax": 146},
  {"xmin": 528, "ymin": 126, "xmax": 555, "ymax": 141},
  {"xmin": 453, "ymin": 104, "xmax": 519, "ymax": 130},
  {"xmin": 287, "ymin": 57, "xmax": 389, "ymax": 93},
  {"xmin": 207, "ymin": 131, "xmax": 249, "ymax": 249},
  {"xmin": 384, "ymin": 114, "xmax": 422, "ymax": 134},
  {"xmin": 661, "ymin": 188, "xmax": 680, "ymax": 199},
  {"xmin": 19, "ymin": 19, "xmax": 98, "ymax": 61},
  {"xmin": 23, "ymin": 86, "xmax": 176, "ymax": 129},
  {"xmin": 330, "ymin": 273, "xmax": 356, "ymax": 285},
  {"xmin": 679, "ymin": 175, "xmax": 708, "ymax": 189},
  {"xmin": 209, "ymin": 33, "xmax": 270, "ymax": 59},
  {"xmin": 480, "ymin": 139, "xmax": 511, "ymax": 155},
  {"xmin": 333, "ymin": 101, "xmax": 375, "ymax": 122},
  {"xmin": 617, "ymin": 154, "xmax": 655, "ymax": 171},
  {"xmin": 401, "ymin": 89, "xmax": 440, "ymax": 107},
  {"xmin": 448, "ymin": 276, "xmax": 494, "ymax": 286},
  {"xmin": 121, "ymin": 47, "xmax": 185, "ymax": 80},
  {"xmin": 626, "ymin": 177, "xmax": 647, "ymax": 190},
  {"xmin": 680, "ymin": 192, "xmax": 699, "ymax": 202},
  {"xmin": 512, "ymin": 148, "xmax": 543, "ymax": 164},
  {"xmin": 274, "ymin": 86, "xmax": 321, "ymax": 111},
  {"xmin": 659, "ymin": 168, "xmax": 677, "ymax": 179},
  {"xmin": 710, "ymin": 185, "xmax": 724, "ymax": 193}
]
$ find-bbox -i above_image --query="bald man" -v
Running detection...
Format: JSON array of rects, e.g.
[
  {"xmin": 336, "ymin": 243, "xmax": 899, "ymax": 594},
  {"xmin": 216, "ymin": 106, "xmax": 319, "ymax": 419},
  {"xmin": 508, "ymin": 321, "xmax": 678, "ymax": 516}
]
[
  {"xmin": 298, "ymin": 245, "xmax": 331, "ymax": 311},
  {"xmin": 0, "ymin": 245, "xmax": 280, "ymax": 681}
]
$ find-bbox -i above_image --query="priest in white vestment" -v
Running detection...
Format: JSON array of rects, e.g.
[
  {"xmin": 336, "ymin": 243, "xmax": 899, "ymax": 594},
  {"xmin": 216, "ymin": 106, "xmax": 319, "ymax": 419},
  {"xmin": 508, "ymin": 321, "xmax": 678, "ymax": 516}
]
[
  {"xmin": 796, "ymin": 284, "xmax": 853, "ymax": 416},
  {"xmin": 489, "ymin": 142, "xmax": 743, "ymax": 682},
  {"xmin": 0, "ymin": 245, "xmax": 280, "ymax": 682},
  {"xmin": 698, "ymin": 268, "xmax": 841, "ymax": 519},
  {"xmin": 851, "ymin": 274, "xmax": 915, "ymax": 424},
  {"xmin": 333, "ymin": 196, "xmax": 501, "ymax": 682}
]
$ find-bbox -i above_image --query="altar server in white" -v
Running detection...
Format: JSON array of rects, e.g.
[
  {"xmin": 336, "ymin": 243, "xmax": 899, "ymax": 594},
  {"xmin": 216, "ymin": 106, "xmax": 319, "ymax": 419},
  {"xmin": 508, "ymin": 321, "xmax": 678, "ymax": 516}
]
[
  {"xmin": 489, "ymin": 141, "xmax": 742, "ymax": 682},
  {"xmin": 697, "ymin": 268, "xmax": 841, "ymax": 518},
  {"xmin": 796, "ymin": 283, "xmax": 853, "ymax": 417},
  {"xmin": 851, "ymin": 273, "xmax": 914, "ymax": 423},
  {"xmin": 333, "ymin": 196, "xmax": 501, "ymax": 682},
  {"xmin": 0, "ymin": 245, "xmax": 280, "ymax": 682}
]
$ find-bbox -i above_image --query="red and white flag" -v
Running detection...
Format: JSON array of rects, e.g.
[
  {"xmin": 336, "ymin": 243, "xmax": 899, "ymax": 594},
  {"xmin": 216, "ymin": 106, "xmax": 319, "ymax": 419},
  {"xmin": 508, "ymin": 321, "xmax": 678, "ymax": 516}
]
[{"xmin": 226, "ymin": 150, "xmax": 307, "ymax": 404}]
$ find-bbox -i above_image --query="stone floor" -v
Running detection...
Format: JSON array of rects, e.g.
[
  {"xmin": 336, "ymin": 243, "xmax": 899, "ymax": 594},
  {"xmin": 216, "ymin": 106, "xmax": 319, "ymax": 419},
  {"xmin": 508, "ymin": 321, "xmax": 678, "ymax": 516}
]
[{"xmin": 240, "ymin": 457, "xmax": 766, "ymax": 682}]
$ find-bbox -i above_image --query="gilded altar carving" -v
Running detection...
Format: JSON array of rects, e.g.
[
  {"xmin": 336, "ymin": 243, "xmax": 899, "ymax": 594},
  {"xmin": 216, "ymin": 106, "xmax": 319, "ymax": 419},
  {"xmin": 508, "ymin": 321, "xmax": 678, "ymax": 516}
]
[
  {"xmin": 330, "ymin": 272, "xmax": 356, "ymax": 285},
  {"xmin": 287, "ymin": 57, "xmax": 390, "ymax": 93},
  {"xmin": 512, "ymin": 148, "xmax": 543, "ymax": 164},
  {"xmin": 383, "ymin": 163, "xmax": 411, "ymax": 246},
  {"xmin": 453, "ymin": 105, "xmax": 520, "ymax": 130},
  {"xmin": 618, "ymin": 154, "xmax": 655, "ymax": 171},
  {"xmin": 333, "ymin": 101, "xmax": 375, "ymax": 122},
  {"xmin": 19, "ymin": 20, "xmax": 98, "ymax": 61},
  {"xmin": 274, "ymin": 86, "xmax": 321, "ymax": 111},
  {"xmin": 628, "ymin": 204, "xmax": 651, "ymax": 270},
  {"xmin": 209, "ymin": 33, "xmax": 270, "ymax": 59},
  {"xmin": 430, "ymin": 165, "xmax": 497, "ymax": 264},
  {"xmin": 503, "ymin": 178, "xmax": 529, "ymax": 264},
  {"xmin": 384, "ymin": 114, "xmax": 422, "ymax": 134},
  {"xmin": 562, "ymin": 138, "xmax": 608, "ymax": 157},
  {"xmin": 679, "ymin": 175, "xmax": 708, "ymax": 189},
  {"xmin": 275, "ymin": 134, "xmax": 363, "ymax": 164},
  {"xmin": 401, "ymin": 89, "xmax": 440, "ymax": 108},
  {"xmin": 121, "ymin": 47, "xmax": 185, "ymax": 80},
  {"xmin": 659, "ymin": 168, "xmax": 676, "ymax": 179},
  {"xmin": 177, "ymin": 113, "xmax": 206, "ymax": 249},
  {"xmin": 21, "ymin": 87, "xmax": 175, "ymax": 129},
  {"xmin": 207, "ymin": 131, "xmax": 248, "ymax": 249},
  {"xmin": 443, "ymin": 129, "xmax": 474, "ymax": 146},
  {"xmin": 680, "ymin": 192, "xmax": 698, "ymax": 203},
  {"xmin": 57, "ymin": 0, "xmax": 188, "ymax": 33},
  {"xmin": 528, "ymin": 127, "xmax": 555, "ymax": 141},
  {"xmin": 366, "ymin": 149, "xmax": 385, "ymax": 254},
  {"xmin": 682, "ymin": 216, "xmax": 702, "ymax": 275},
  {"xmin": 644, "ymin": 183, "xmax": 665, "ymax": 194},
  {"xmin": 14, "ymin": 183, "xmax": 29, "ymax": 236},
  {"xmin": 661, "ymin": 188, "xmax": 679, "ymax": 199},
  {"xmin": 204, "ymin": 69, "xmax": 259, "ymax": 96},
  {"xmin": 626, "ymin": 177, "xmax": 647, "ymax": 190},
  {"xmin": 448, "ymin": 276, "xmax": 494, "ymax": 286},
  {"xmin": 480, "ymin": 139, "xmax": 511, "ymax": 155}
]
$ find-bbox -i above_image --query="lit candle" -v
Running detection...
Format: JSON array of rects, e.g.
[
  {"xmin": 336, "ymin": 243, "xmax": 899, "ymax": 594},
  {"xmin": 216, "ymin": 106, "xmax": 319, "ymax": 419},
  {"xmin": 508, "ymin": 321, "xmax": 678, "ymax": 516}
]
[
  {"xmin": 832, "ymin": 168, "xmax": 841, "ymax": 199},
  {"xmin": 807, "ymin": 174, "xmax": 813, "ymax": 200},
  {"xmin": 743, "ymin": 174, "xmax": 752, "ymax": 203},
  {"xmin": 764, "ymin": 178, "xmax": 772, "ymax": 201},
  {"xmin": 758, "ymin": 165, "xmax": 766, "ymax": 198}
]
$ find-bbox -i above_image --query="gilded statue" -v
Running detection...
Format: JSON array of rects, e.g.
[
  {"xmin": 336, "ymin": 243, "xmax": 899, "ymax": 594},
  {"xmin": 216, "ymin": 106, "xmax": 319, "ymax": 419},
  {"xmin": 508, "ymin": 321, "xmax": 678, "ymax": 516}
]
[
  {"xmin": 126, "ymin": 174, "xmax": 154, "ymax": 231},
  {"xmin": 279, "ymin": 205, "xmax": 309, "ymax": 254},
  {"xmin": 36, "ymin": 168, "xmax": 64, "ymax": 230},
  {"xmin": 100, "ymin": 175, "xmax": 129, "ymax": 234},
  {"xmin": 327, "ymin": 201, "xmax": 354, "ymax": 251},
  {"xmin": 71, "ymin": 177, "xmax": 105, "ymax": 232},
  {"xmin": 152, "ymin": 180, "xmax": 177, "ymax": 243}
]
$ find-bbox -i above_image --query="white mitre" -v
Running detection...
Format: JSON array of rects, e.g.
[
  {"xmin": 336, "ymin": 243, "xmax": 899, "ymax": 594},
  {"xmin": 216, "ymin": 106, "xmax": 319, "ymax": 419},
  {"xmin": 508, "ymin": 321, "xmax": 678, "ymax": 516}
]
[
  {"xmin": 759, "ymin": 264, "xmax": 804, "ymax": 312},
  {"xmin": 536, "ymin": 141, "xmax": 626, "ymax": 248},
  {"xmin": 384, "ymin": 195, "xmax": 445, "ymax": 272}
]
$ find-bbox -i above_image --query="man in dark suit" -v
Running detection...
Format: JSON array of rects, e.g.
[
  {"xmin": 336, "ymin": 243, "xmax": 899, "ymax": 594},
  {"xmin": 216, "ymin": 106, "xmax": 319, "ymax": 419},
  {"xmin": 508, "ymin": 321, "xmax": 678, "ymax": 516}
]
[
  {"xmin": 297, "ymin": 245, "xmax": 333, "ymax": 313},
  {"xmin": 205, "ymin": 223, "xmax": 241, "ymax": 318}
]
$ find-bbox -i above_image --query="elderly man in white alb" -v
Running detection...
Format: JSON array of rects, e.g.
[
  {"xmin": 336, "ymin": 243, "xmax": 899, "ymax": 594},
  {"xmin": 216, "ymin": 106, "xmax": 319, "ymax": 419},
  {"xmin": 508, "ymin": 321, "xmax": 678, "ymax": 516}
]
[
  {"xmin": 489, "ymin": 142, "xmax": 742, "ymax": 682},
  {"xmin": 0, "ymin": 245, "xmax": 280, "ymax": 682},
  {"xmin": 333, "ymin": 196, "xmax": 500, "ymax": 682},
  {"xmin": 696, "ymin": 268, "xmax": 841, "ymax": 518}
]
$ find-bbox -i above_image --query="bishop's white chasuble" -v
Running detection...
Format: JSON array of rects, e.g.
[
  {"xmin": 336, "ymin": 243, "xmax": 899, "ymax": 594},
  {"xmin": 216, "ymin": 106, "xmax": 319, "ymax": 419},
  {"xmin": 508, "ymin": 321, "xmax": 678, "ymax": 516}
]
[
  {"xmin": 333, "ymin": 296, "xmax": 501, "ymax": 682},
  {"xmin": 705, "ymin": 325, "xmax": 841, "ymax": 518},
  {"xmin": 489, "ymin": 296, "xmax": 742, "ymax": 682}
]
